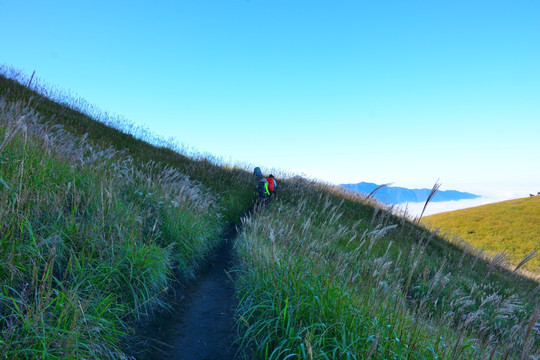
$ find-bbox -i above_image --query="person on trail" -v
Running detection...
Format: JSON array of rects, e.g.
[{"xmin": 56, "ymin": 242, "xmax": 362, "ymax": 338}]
[
  {"xmin": 254, "ymin": 167, "xmax": 277, "ymax": 203},
  {"xmin": 256, "ymin": 177, "xmax": 270, "ymax": 202},
  {"xmin": 266, "ymin": 174, "xmax": 277, "ymax": 195},
  {"xmin": 255, "ymin": 168, "xmax": 270, "ymax": 202}
]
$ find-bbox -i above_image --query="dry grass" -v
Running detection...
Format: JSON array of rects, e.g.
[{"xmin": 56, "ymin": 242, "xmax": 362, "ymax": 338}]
[{"xmin": 423, "ymin": 196, "xmax": 540, "ymax": 274}]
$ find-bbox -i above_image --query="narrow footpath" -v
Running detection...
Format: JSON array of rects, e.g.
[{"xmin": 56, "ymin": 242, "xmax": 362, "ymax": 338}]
[{"xmin": 135, "ymin": 224, "xmax": 242, "ymax": 360}]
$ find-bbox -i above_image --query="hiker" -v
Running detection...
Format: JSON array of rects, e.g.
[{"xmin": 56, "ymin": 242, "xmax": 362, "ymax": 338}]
[
  {"xmin": 254, "ymin": 167, "xmax": 270, "ymax": 202},
  {"xmin": 266, "ymin": 174, "xmax": 277, "ymax": 195},
  {"xmin": 254, "ymin": 167, "xmax": 277, "ymax": 204}
]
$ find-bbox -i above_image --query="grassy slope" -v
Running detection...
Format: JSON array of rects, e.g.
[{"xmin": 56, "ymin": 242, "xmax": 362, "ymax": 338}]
[
  {"xmin": 1, "ymin": 67, "xmax": 539, "ymax": 359},
  {"xmin": 0, "ymin": 69, "xmax": 254, "ymax": 223},
  {"xmin": 0, "ymin": 68, "xmax": 256, "ymax": 358},
  {"xmin": 423, "ymin": 196, "xmax": 540, "ymax": 274},
  {"xmin": 234, "ymin": 180, "xmax": 540, "ymax": 359}
]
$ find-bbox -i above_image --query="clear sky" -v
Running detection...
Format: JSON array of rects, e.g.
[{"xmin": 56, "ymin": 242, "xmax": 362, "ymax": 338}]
[{"xmin": 1, "ymin": 0, "xmax": 539, "ymax": 210}]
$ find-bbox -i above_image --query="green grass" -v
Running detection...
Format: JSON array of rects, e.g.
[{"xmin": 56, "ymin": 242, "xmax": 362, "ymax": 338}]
[
  {"xmin": 423, "ymin": 196, "xmax": 540, "ymax": 274},
  {"xmin": 0, "ymin": 65, "xmax": 255, "ymax": 223},
  {"xmin": 0, "ymin": 66, "xmax": 256, "ymax": 358},
  {"xmin": 0, "ymin": 101, "xmax": 220, "ymax": 358},
  {"xmin": 233, "ymin": 180, "xmax": 539, "ymax": 359},
  {"xmin": 1, "ymin": 64, "xmax": 539, "ymax": 359}
]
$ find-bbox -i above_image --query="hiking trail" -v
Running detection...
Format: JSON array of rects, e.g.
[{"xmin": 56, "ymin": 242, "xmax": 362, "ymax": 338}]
[{"xmin": 131, "ymin": 222, "xmax": 243, "ymax": 360}]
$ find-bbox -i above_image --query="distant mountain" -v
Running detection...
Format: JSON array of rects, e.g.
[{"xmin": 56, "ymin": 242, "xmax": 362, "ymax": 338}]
[{"xmin": 341, "ymin": 182, "xmax": 480, "ymax": 204}]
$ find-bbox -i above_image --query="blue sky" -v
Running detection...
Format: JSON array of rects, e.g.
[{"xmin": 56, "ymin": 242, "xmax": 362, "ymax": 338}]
[{"xmin": 1, "ymin": 0, "xmax": 539, "ymax": 211}]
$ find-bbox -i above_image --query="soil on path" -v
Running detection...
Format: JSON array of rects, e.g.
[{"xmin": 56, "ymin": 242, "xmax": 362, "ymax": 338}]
[{"xmin": 134, "ymin": 225, "xmax": 242, "ymax": 360}]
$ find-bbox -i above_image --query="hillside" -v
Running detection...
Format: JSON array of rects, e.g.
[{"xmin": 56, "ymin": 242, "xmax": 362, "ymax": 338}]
[
  {"xmin": 0, "ymin": 66, "xmax": 256, "ymax": 359},
  {"xmin": 234, "ymin": 182, "xmax": 540, "ymax": 360},
  {"xmin": 341, "ymin": 181, "xmax": 480, "ymax": 203},
  {"xmin": 423, "ymin": 196, "xmax": 540, "ymax": 274},
  {"xmin": 1, "ymin": 66, "xmax": 539, "ymax": 359}
]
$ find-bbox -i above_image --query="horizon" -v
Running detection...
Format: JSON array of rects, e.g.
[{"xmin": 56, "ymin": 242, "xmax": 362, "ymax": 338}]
[
  {"xmin": 1, "ymin": 0, "xmax": 539, "ymax": 207},
  {"xmin": 337, "ymin": 180, "xmax": 537, "ymax": 217}
]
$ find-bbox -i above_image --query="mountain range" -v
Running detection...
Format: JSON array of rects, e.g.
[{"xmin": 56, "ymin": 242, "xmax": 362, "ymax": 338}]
[{"xmin": 341, "ymin": 182, "xmax": 480, "ymax": 204}]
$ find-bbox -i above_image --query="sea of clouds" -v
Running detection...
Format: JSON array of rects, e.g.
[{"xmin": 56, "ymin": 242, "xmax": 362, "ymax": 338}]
[{"xmin": 395, "ymin": 189, "xmax": 534, "ymax": 219}]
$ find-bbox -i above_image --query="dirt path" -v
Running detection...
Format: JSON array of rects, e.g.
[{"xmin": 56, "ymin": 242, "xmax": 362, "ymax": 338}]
[{"xmin": 134, "ymin": 224, "xmax": 241, "ymax": 360}]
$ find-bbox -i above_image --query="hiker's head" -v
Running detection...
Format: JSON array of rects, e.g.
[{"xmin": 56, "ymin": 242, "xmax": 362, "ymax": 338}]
[{"xmin": 269, "ymin": 174, "xmax": 274, "ymax": 178}]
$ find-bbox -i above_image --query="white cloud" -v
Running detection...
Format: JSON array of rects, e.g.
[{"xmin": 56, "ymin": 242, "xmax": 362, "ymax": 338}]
[{"xmin": 394, "ymin": 193, "xmax": 529, "ymax": 219}]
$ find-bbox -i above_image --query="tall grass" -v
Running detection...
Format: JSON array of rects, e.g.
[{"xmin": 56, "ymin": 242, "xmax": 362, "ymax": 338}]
[
  {"xmin": 233, "ymin": 178, "xmax": 539, "ymax": 359},
  {"xmin": 4, "ymin": 64, "xmax": 537, "ymax": 359},
  {"xmin": 0, "ymin": 64, "xmax": 256, "ymax": 223},
  {"xmin": 0, "ymin": 93, "xmax": 240, "ymax": 357}
]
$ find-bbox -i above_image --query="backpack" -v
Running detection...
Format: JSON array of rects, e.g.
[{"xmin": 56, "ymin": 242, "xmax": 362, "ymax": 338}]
[
  {"xmin": 253, "ymin": 167, "xmax": 262, "ymax": 177},
  {"xmin": 257, "ymin": 178, "xmax": 269, "ymax": 195},
  {"xmin": 266, "ymin": 177, "xmax": 276, "ymax": 193}
]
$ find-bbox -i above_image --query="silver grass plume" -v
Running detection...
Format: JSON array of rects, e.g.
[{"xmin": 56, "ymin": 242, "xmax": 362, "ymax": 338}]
[
  {"xmin": 513, "ymin": 250, "xmax": 538, "ymax": 274},
  {"xmin": 417, "ymin": 179, "xmax": 441, "ymax": 224}
]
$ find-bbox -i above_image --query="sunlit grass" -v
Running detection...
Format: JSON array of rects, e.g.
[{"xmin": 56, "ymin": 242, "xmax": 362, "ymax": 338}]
[
  {"xmin": 233, "ymin": 178, "xmax": 540, "ymax": 359},
  {"xmin": 423, "ymin": 196, "xmax": 540, "ymax": 274},
  {"xmin": 2, "ymin": 64, "xmax": 538, "ymax": 359},
  {"xmin": 0, "ymin": 67, "xmax": 256, "ymax": 358}
]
